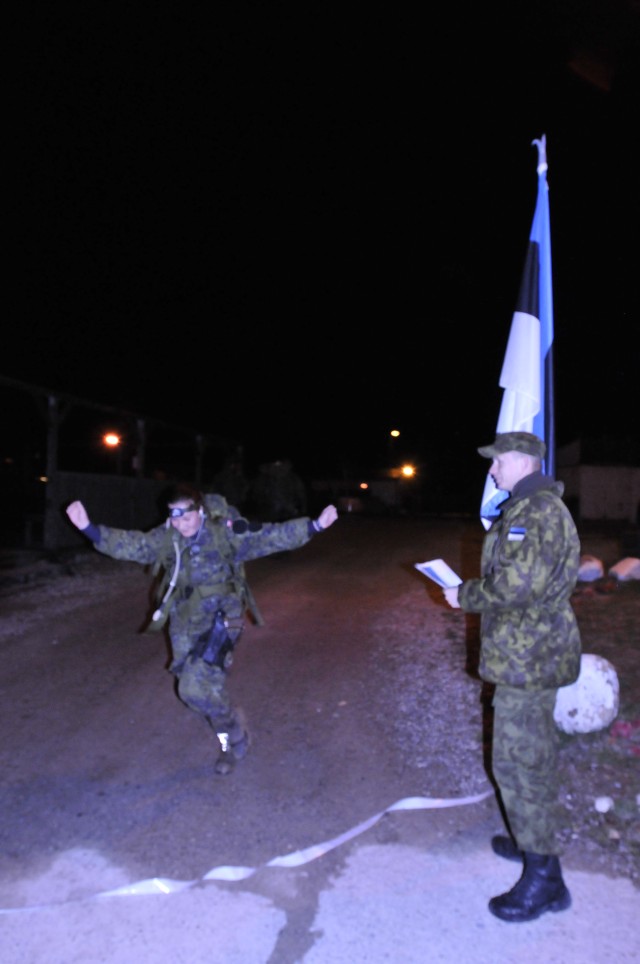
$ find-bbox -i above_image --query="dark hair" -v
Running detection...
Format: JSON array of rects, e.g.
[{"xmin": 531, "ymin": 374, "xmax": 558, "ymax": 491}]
[{"xmin": 165, "ymin": 482, "xmax": 204, "ymax": 507}]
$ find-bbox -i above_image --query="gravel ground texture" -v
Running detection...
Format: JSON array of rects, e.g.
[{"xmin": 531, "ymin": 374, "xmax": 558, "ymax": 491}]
[{"xmin": 1, "ymin": 519, "xmax": 639, "ymax": 892}]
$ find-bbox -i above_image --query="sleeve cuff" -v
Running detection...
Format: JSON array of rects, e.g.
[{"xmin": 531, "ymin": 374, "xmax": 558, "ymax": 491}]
[{"xmin": 81, "ymin": 522, "xmax": 101, "ymax": 544}]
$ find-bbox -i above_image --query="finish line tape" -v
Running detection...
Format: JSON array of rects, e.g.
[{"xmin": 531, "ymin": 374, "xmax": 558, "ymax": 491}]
[{"xmin": 0, "ymin": 788, "xmax": 493, "ymax": 913}]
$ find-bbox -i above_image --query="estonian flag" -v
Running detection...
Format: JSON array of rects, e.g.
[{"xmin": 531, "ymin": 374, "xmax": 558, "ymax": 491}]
[{"xmin": 480, "ymin": 135, "xmax": 555, "ymax": 528}]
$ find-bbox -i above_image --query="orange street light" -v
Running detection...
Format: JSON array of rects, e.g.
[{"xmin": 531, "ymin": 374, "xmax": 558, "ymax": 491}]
[{"xmin": 103, "ymin": 432, "xmax": 121, "ymax": 448}]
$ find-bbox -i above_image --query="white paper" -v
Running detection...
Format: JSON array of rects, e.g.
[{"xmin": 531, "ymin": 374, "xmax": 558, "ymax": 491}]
[{"xmin": 414, "ymin": 558, "xmax": 462, "ymax": 588}]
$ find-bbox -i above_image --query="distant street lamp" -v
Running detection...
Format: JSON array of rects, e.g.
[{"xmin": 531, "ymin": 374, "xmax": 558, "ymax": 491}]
[
  {"xmin": 102, "ymin": 431, "xmax": 123, "ymax": 473},
  {"xmin": 387, "ymin": 428, "xmax": 400, "ymax": 464},
  {"xmin": 388, "ymin": 464, "xmax": 417, "ymax": 480}
]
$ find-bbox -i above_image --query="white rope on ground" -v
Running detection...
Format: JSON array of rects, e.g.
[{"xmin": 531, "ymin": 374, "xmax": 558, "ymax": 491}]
[{"xmin": 0, "ymin": 789, "xmax": 493, "ymax": 913}]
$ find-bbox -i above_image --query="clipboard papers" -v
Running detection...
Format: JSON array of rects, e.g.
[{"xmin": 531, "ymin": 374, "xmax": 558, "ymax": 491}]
[{"xmin": 414, "ymin": 558, "xmax": 462, "ymax": 588}]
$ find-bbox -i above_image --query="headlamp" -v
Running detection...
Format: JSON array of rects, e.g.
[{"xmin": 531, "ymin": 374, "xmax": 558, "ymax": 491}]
[{"xmin": 168, "ymin": 503, "xmax": 198, "ymax": 519}]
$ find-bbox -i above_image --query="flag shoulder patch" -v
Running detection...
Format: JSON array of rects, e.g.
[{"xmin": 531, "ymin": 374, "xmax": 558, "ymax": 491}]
[{"xmin": 507, "ymin": 526, "xmax": 527, "ymax": 542}]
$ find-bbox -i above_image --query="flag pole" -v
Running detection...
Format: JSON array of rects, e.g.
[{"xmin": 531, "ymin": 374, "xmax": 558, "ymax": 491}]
[
  {"xmin": 531, "ymin": 136, "xmax": 555, "ymax": 480},
  {"xmin": 479, "ymin": 135, "xmax": 556, "ymax": 528}
]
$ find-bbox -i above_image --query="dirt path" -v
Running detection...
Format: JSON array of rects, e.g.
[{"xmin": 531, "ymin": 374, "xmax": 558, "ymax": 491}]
[{"xmin": 1, "ymin": 516, "xmax": 638, "ymax": 962}]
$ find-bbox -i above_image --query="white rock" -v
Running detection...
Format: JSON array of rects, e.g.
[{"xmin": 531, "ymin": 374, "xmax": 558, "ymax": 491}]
[
  {"xmin": 577, "ymin": 555, "xmax": 604, "ymax": 582},
  {"xmin": 594, "ymin": 796, "xmax": 615, "ymax": 813},
  {"xmin": 554, "ymin": 654, "xmax": 620, "ymax": 734},
  {"xmin": 608, "ymin": 557, "xmax": 640, "ymax": 581}
]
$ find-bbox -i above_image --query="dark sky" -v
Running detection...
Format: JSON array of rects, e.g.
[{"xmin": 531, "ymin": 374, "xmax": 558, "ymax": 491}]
[{"xmin": 7, "ymin": 2, "xmax": 640, "ymax": 480}]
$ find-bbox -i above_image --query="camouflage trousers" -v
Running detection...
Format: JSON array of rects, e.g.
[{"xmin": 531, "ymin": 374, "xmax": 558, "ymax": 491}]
[
  {"xmin": 491, "ymin": 685, "xmax": 562, "ymax": 855},
  {"xmin": 175, "ymin": 654, "xmax": 239, "ymax": 735}
]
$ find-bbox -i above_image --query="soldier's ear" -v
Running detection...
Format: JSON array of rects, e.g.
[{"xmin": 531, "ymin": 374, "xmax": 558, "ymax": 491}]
[{"xmin": 199, "ymin": 507, "xmax": 205, "ymax": 518}]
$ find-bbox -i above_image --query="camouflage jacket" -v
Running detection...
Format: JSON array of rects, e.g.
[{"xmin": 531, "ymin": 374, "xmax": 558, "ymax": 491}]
[
  {"xmin": 90, "ymin": 499, "xmax": 316, "ymax": 651},
  {"xmin": 457, "ymin": 472, "xmax": 581, "ymax": 690}
]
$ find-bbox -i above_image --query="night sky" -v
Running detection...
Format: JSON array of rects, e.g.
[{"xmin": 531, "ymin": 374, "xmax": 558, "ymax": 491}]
[{"xmin": 7, "ymin": 2, "xmax": 640, "ymax": 483}]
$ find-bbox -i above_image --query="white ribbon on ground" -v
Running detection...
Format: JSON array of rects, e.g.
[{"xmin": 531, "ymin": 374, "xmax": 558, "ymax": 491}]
[{"xmin": 1, "ymin": 788, "xmax": 493, "ymax": 912}]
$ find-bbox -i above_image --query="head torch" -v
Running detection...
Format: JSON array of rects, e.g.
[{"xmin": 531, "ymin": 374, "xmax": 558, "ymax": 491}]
[{"xmin": 168, "ymin": 503, "xmax": 198, "ymax": 519}]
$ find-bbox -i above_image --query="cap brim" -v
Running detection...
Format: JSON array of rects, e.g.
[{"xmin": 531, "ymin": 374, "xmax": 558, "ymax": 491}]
[{"xmin": 477, "ymin": 445, "xmax": 498, "ymax": 458}]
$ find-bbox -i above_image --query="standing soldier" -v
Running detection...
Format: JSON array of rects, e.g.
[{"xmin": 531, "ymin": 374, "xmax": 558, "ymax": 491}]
[
  {"xmin": 442, "ymin": 432, "xmax": 581, "ymax": 922},
  {"xmin": 66, "ymin": 483, "xmax": 338, "ymax": 776}
]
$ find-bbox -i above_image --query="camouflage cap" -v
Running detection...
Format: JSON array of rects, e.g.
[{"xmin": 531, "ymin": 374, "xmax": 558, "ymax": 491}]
[{"xmin": 477, "ymin": 431, "xmax": 546, "ymax": 460}]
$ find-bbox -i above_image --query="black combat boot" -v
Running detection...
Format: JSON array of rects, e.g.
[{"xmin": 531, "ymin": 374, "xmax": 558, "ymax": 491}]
[
  {"xmin": 489, "ymin": 852, "xmax": 571, "ymax": 922},
  {"xmin": 491, "ymin": 834, "xmax": 523, "ymax": 862}
]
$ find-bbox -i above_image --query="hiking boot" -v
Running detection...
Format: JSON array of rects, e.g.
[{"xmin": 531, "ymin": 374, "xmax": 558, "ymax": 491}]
[
  {"xmin": 214, "ymin": 728, "xmax": 250, "ymax": 775},
  {"xmin": 491, "ymin": 834, "xmax": 524, "ymax": 862}
]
